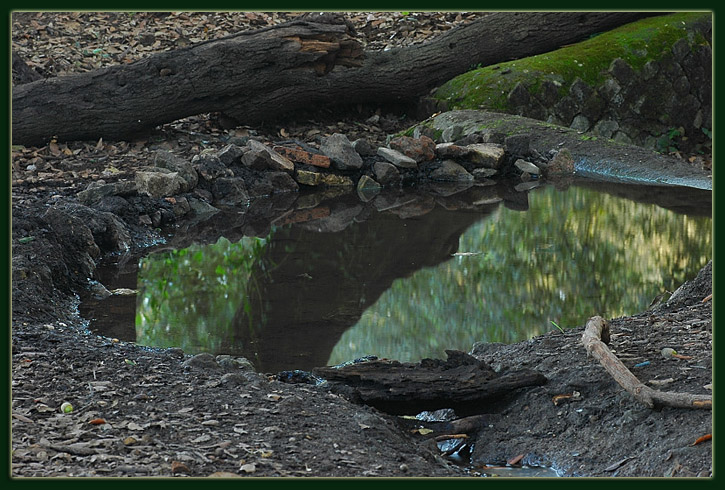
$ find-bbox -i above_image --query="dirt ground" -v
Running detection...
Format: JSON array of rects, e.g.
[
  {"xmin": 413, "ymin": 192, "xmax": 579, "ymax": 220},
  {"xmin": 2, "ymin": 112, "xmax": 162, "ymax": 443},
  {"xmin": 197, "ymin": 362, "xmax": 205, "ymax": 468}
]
[{"xmin": 11, "ymin": 12, "xmax": 712, "ymax": 478}]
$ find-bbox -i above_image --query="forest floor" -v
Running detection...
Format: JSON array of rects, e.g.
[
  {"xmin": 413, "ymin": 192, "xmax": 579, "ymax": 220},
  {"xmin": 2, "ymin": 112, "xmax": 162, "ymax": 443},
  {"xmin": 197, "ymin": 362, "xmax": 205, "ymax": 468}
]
[{"xmin": 11, "ymin": 12, "xmax": 712, "ymax": 478}]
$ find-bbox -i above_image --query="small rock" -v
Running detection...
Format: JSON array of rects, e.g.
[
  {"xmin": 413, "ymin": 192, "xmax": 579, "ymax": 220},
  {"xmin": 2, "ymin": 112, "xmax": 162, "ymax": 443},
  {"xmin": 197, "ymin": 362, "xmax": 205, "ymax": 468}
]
[
  {"xmin": 192, "ymin": 153, "xmax": 233, "ymax": 182},
  {"xmin": 266, "ymin": 171, "xmax": 299, "ymax": 194},
  {"xmin": 320, "ymin": 174, "xmax": 355, "ymax": 187},
  {"xmin": 273, "ymin": 146, "xmax": 331, "ymax": 168},
  {"xmin": 373, "ymin": 161, "xmax": 400, "ymax": 186},
  {"xmin": 465, "ymin": 143, "xmax": 505, "ymax": 169},
  {"xmin": 542, "ymin": 148, "xmax": 575, "ymax": 176},
  {"xmin": 352, "ymin": 138, "xmax": 375, "ymax": 156},
  {"xmin": 434, "ymin": 142, "xmax": 471, "ymax": 159},
  {"xmin": 183, "ymin": 352, "xmax": 221, "ymax": 370},
  {"xmin": 471, "ymin": 167, "xmax": 498, "ymax": 180},
  {"xmin": 388, "ymin": 135, "xmax": 436, "ymax": 162},
  {"xmin": 376, "ymin": 147, "xmax": 417, "ymax": 169},
  {"xmin": 356, "ymin": 175, "xmax": 381, "ymax": 202},
  {"xmin": 171, "ymin": 461, "xmax": 191, "ymax": 475},
  {"xmin": 216, "ymin": 144, "xmax": 245, "ymax": 166},
  {"xmin": 514, "ymin": 159, "xmax": 541, "ymax": 176},
  {"xmin": 187, "ymin": 197, "xmax": 219, "ymax": 217},
  {"xmin": 295, "ymin": 169, "xmax": 322, "ymax": 186},
  {"xmin": 154, "ymin": 151, "xmax": 198, "ymax": 190},
  {"xmin": 135, "ymin": 170, "xmax": 185, "ymax": 198},
  {"xmin": 242, "ymin": 140, "xmax": 294, "ymax": 172},
  {"xmin": 320, "ymin": 133, "xmax": 363, "ymax": 170},
  {"xmin": 211, "ymin": 177, "xmax": 250, "ymax": 206},
  {"xmin": 429, "ymin": 160, "xmax": 474, "ymax": 182},
  {"xmin": 514, "ymin": 180, "xmax": 540, "ymax": 192}
]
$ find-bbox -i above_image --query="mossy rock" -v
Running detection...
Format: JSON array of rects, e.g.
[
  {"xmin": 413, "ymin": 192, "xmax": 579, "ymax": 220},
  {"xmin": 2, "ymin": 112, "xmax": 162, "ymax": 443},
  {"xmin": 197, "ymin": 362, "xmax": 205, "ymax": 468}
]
[{"xmin": 433, "ymin": 12, "xmax": 711, "ymax": 113}]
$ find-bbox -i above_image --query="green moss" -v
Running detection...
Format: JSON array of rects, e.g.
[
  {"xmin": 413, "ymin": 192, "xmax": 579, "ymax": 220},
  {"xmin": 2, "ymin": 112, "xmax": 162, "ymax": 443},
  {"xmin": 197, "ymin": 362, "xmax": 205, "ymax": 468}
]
[{"xmin": 434, "ymin": 12, "xmax": 711, "ymax": 113}]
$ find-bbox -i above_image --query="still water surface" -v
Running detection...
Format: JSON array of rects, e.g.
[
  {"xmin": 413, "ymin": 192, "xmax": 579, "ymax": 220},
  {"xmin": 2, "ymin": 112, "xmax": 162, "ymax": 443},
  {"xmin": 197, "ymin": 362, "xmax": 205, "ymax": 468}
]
[{"xmin": 82, "ymin": 183, "xmax": 711, "ymax": 372}]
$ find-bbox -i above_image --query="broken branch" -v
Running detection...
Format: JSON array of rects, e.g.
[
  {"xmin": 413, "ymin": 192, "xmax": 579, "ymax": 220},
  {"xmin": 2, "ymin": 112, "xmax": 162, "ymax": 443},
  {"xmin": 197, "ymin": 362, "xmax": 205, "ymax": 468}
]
[{"xmin": 581, "ymin": 316, "xmax": 711, "ymax": 410}]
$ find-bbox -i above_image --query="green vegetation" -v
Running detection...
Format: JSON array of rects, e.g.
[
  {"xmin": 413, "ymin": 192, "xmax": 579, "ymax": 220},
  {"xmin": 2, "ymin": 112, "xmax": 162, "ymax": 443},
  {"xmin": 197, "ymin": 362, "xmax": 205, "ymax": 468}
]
[
  {"xmin": 433, "ymin": 12, "xmax": 711, "ymax": 113},
  {"xmin": 330, "ymin": 185, "xmax": 711, "ymax": 364},
  {"xmin": 135, "ymin": 234, "xmax": 271, "ymax": 354}
]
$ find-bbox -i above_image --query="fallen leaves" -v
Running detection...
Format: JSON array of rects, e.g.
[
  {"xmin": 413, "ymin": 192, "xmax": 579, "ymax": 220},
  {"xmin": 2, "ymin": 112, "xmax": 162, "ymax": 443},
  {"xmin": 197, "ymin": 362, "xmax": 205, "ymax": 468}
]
[{"xmin": 691, "ymin": 434, "xmax": 711, "ymax": 446}]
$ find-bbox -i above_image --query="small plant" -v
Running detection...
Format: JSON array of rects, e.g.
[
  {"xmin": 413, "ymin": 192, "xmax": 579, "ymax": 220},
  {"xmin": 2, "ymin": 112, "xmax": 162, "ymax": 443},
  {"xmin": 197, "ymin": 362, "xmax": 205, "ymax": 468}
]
[
  {"xmin": 656, "ymin": 127, "xmax": 683, "ymax": 154},
  {"xmin": 550, "ymin": 320, "xmax": 565, "ymax": 333}
]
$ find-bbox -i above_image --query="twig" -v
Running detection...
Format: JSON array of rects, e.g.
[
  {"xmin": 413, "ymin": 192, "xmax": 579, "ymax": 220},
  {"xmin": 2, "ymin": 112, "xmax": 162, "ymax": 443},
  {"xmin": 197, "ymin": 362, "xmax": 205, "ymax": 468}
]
[{"xmin": 581, "ymin": 316, "xmax": 711, "ymax": 410}]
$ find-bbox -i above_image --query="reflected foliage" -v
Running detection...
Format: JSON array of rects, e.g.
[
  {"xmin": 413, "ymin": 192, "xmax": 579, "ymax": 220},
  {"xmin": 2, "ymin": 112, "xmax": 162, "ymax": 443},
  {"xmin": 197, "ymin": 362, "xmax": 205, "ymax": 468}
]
[
  {"xmin": 330, "ymin": 185, "xmax": 711, "ymax": 364},
  {"xmin": 136, "ymin": 235, "xmax": 271, "ymax": 354}
]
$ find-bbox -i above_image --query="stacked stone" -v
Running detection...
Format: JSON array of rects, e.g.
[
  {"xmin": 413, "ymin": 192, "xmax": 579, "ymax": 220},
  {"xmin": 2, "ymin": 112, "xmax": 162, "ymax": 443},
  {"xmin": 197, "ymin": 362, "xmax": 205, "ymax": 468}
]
[{"xmin": 505, "ymin": 37, "xmax": 711, "ymax": 153}]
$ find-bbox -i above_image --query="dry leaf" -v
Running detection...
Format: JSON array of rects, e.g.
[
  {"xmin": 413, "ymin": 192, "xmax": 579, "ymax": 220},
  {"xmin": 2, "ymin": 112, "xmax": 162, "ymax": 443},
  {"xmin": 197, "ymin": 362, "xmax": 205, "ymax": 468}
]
[
  {"xmin": 507, "ymin": 453, "xmax": 524, "ymax": 466},
  {"xmin": 89, "ymin": 418, "xmax": 106, "ymax": 425},
  {"xmin": 692, "ymin": 434, "xmax": 712, "ymax": 446}
]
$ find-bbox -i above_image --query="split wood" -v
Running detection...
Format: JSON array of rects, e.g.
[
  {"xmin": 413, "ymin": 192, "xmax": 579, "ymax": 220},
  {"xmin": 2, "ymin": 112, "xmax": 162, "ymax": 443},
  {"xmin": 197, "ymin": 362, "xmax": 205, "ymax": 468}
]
[{"xmin": 581, "ymin": 316, "xmax": 711, "ymax": 410}]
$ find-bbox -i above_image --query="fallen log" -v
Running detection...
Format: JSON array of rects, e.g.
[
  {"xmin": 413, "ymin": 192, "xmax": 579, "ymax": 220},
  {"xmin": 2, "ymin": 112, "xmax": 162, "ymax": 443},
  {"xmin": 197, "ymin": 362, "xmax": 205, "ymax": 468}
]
[
  {"xmin": 581, "ymin": 316, "xmax": 711, "ymax": 410},
  {"xmin": 12, "ymin": 12, "xmax": 656, "ymax": 146},
  {"xmin": 313, "ymin": 349, "xmax": 547, "ymax": 415}
]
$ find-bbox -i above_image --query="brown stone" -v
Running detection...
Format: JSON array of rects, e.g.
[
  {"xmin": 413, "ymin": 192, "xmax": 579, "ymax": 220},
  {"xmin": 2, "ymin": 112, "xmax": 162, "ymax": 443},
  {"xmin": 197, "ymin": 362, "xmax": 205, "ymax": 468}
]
[
  {"xmin": 389, "ymin": 135, "xmax": 436, "ymax": 162},
  {"xmin": 273, "ymin": 146, "xmax": 331, "ymax": 168}
]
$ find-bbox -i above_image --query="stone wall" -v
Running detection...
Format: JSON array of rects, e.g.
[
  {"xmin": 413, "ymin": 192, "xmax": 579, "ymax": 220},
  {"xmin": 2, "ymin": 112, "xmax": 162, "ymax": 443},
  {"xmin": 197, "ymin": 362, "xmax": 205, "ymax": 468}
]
[{"xmin": 432, "ymin": 14, "xmax": 712, "ymax": 155}]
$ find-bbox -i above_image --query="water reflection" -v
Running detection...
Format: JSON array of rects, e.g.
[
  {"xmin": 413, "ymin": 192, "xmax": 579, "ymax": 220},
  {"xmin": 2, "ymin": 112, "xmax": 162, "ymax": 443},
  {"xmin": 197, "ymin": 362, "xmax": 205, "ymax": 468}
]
[
  {"xmin": 82, "ymin": 182, "xmax": 711, "ymax": 372},
  {"xmin": 329, "ymin": 184, "xmax": 711, "ymax": 364}
]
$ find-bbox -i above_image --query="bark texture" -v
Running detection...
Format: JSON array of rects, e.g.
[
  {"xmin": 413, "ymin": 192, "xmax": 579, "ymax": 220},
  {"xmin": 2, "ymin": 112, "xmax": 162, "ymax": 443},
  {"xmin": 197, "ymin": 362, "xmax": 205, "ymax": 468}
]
[
  {"xmin": 313, "ymin": 350, "xmax": 547, "ymax": 415},
  {"xmin": 12, "ymin": 12, "xmax": 656, "ymax": 146}
]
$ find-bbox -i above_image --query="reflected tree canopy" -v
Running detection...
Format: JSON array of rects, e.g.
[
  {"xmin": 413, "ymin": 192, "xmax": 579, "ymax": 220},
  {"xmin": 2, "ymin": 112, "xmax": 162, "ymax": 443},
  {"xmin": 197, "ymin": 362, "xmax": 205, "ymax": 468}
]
[{"xmin": 330, "ymin": 185, "xmax": 711, "ymax": 364}]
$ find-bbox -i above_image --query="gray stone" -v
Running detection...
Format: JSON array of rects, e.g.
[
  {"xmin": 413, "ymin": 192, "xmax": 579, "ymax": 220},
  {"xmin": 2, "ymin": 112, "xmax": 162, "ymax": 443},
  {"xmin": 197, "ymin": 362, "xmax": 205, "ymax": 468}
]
[
  {"xmin": 154, "ymin": 151, "xmax": 198, "ymax": 191},
  {"xmin": 192, "ymin": 153, "xmax": 233, "ymax": 181},
  {"xmin": 187, "ymin": 197, "xmax": 219, "ymax": 217},
  {"xmin": 211, "ymin": 177, "xmax": 250, "ymax": 206},
  {"xmin": 581, "ymin": 94, "xmax": 606, "ymax": 121},
  {"xmin": 593, "ymin": 119, "xmax": 620, "ymax": 139},
  {"xmin": 514, "ymin": 180, "xmax": 540, "ymax": 192},
  {"xmin": 612, "ymin": 132, "xmax": 633, "ymax": 145},
  {"xmin": 135, "ymin": 170, "xmax": 185, "ymax": 198},
  {"xmin": 570, "ymin": 115, "xmax": 591, "ymax": 132},
  {"xmin": 217, "ymin": 144, "xmax": 245, "ymax": 166},
  {"xmin": 216, "ymin": 355, "xmax": 255, "ymax": 372},
  {"xmin": 608, "ymin": 58, "xmax": 635, "ymax": 85},
  {"xmin": 320, "ymin": 133, "xmax": 363, "ymax": 170},
  {"xmin": 434, "ymin": 142, "xmax": 471, "ymax": 159},
  {"xmin": 599, "ymin": 78, "xmax": 622, "ymax": 101},
  {"xmin": 242, "ymin": 140, "xmax": 294, "ymax": 172},
  {"xmin": 77, "ymin": 180, "xmax": 137, "ymax": 205},
  {"xmin": 373, "ymin": 161, "xmax": 400, "ymax": 186},
  {"xmin": 673, "ymin": 75, "xmax": 690, "ymax": 95},
  {"xmin": 508, "ymin": 81, "xmax": 531, "ymax": 106},
  {"xmin": 352, "ymin": 138, "xmax": 375, "ymax": 156},
  {"xmin": 429, "ymin": 160, "xmax": 474, "ymax": 182},
  {"xmin": 553, "ymin": 96, "xmax": 578, "ymax": 125},
  {"xmin": 376, "ymin": 147, "xmax": 418, "ymax": 169},
  {"xmin": 514, "ymin": 159, "xmax": 541, "ymax": 176},
  {"xmin": 538, "ymin": 79, "xmax": 561, "ymax": 106},
  {"xmin": 641, "ymin": 60, "xmax": 659, "ymax": 80},
  {"xmin": 266, "ymin": 172, "xmax": 299, "ymax": 194},
  {"xmin": 465, "ymin": 143, "xmax": 505, "ymax": 169},
  {"xmin": 569, "ymin": 77, "xmax": 593, "ymax": 104},
  {"xmin": 471, "ymin": 167, "xmax": 498, "ymax": 180},
  {"xmin": 441, "ymin": 124, "xmax": 464, "ymax": 143},
  {"xmin": 671, "ymin": 37, "xmax": 692, "ymax": 62}
]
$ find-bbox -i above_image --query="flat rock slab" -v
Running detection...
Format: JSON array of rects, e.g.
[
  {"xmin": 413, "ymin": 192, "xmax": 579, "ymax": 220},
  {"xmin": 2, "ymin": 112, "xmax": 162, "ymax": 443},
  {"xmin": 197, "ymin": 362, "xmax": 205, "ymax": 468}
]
[{"xmin": 313, "ymin": 350, "xmax": 547, "ymax": 415}]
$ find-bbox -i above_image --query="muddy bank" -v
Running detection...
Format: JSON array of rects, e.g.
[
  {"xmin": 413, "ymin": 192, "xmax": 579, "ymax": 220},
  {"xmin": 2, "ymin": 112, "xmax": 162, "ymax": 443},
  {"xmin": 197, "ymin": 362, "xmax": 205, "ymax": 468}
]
[{"xmin": 11, "ymin": 180, "xmax": 712, "ymax": 477}]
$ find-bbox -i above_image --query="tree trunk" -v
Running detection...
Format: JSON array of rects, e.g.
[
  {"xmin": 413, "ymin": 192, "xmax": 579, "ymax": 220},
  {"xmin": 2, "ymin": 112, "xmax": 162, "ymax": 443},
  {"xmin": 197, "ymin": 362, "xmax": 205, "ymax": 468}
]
[{"xmin": 12, "ymin": 12, "xmax": 656, "ymax": 146}]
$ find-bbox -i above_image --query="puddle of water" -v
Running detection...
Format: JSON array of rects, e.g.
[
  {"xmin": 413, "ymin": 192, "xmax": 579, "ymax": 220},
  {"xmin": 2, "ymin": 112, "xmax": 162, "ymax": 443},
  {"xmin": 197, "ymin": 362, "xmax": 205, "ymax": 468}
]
[{"xmin": 80, "ymin": 182, "xmax": 711, "ymax": 372}]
